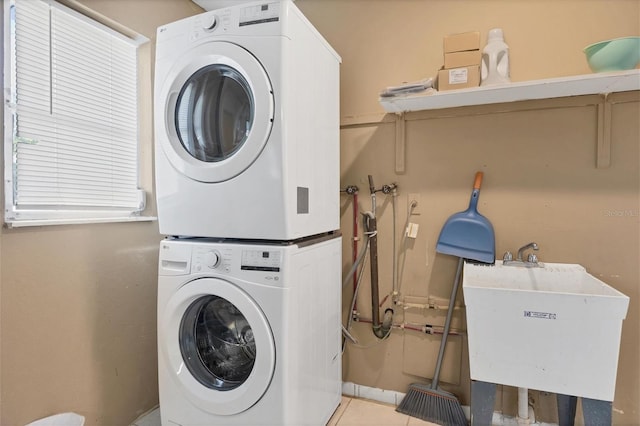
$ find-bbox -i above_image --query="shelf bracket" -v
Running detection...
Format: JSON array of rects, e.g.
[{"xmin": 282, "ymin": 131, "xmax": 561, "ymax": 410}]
[
  {"xmin": 395, "ymin": 113, "xmax": 406, "ymax": 174},
  {"xmin": 596, "ymin": 93, "xmax": 612, "ymax": 169}
]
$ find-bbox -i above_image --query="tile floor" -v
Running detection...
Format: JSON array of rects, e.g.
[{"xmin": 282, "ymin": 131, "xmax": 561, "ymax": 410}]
[
  {"xmin": 131, "ymin": 396, "xmax": 440, "ymax": 426},
  {"xmin": 329, "ymin": 396, "xmax": 439, "ymax": 426}
]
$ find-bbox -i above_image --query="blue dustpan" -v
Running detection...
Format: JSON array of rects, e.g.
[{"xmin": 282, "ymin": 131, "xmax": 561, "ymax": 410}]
[{"xmin": 436, "ymin": 172, "xmax": 495, "ymax": 263}]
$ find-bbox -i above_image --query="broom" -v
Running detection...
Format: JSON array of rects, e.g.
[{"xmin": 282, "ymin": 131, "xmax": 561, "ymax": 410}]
[{"xmin": 396, "ymin": 258, "xmax": 467, "ymax": 426}]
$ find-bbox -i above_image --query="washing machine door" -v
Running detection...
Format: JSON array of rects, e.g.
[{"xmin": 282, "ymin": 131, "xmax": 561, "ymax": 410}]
[
  {"xmin": 158, "ymin": 41, "xmax": 274, "ymax": 183},
  {"xmin": 161, "ymin": 277, "xmax": 276, "ymax": 415}
]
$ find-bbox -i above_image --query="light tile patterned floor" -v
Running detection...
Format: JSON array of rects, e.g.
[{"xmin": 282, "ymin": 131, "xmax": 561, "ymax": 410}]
[
  {"xmin": 131, "ymin": 396, "xmax": 439, "ymax": 426},
  {"xmin": 329, "ymin": 396, "xmax": 439, "ymax": 426},
  {"xmin": 131, "ymin": 407, "xmax": 160, "ymax": 426}
]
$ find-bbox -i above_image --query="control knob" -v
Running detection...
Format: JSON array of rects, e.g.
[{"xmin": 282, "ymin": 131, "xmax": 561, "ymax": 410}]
[
  {"xmin": 203, "ymin": 15, "xmax": 217, "ymax": 31},
  {"xmin": 204, "ymin": 250, "xmax": 221, "ymax": 269}
]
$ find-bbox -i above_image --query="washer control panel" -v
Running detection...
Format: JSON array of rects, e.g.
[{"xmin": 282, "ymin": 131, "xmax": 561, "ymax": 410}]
[
  {"xmin": 241, "ymin": 249, "xmax": 281, "ymax": 272},
  {"xmin": 185, "ymin": 242, "xmax": 286, "ymax": 286},
  {"xmin": 192, "ymin": 246, "xmax": 232, "ymax": 273},
  {"xmin": 239, "ymin": 2, "xmax": 279, "ymax": 27}
]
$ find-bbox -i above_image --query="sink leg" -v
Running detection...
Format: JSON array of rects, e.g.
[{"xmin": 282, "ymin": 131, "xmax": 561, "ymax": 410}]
[
  {"xmin": 582, "ymin": 398, "xmax": 612, "ymax": 426},
  {"xmin": 471, "ymin": 380, "xmax": 496, "ymax": 426},
  {"xmin": 557, "ymin": 394, "xmax": 577, "ymax": 426},
  {"xmin": 557, "ymin": 395, "xmax": 612, "ymax": 426}
]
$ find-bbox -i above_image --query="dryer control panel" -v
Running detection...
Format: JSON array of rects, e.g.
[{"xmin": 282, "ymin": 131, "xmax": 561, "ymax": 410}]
[{"xmin": 188, "ymin": 1, "xmax": 280, "ymax": 40}]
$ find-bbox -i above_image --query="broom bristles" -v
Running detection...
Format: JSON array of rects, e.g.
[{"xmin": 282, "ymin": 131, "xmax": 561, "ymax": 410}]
[{"xmin": 396, "ymin": 382, "xmax": 467, "ymax": 426}]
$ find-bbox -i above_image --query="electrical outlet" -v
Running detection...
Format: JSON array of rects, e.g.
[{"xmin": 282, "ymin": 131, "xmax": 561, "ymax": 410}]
[
  {"xmin": 406, "ymin": 223, "xmax": 419, "ymax": 238},
  {"xmin": 408, "ymin": 193, "xmax": 420, "ymax": 215}
]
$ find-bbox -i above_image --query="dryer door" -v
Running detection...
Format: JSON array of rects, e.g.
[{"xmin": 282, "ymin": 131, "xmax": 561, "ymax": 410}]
[
  {"xmin": 158, "ymin": 41, "xmax": 274, "ymax": 183},
  {"xmin": 161, "ymin": 277, "xmax": 276, "ymax": 415}
]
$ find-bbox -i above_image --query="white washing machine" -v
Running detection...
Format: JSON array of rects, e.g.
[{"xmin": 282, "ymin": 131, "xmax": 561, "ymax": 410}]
[
  {"xmin": 157, "ymin": 234, "xmax": 342, "ymax": 425},
  {"xmin": 154, "ymin": 1, "xmax": 341, "ymax": 240}
]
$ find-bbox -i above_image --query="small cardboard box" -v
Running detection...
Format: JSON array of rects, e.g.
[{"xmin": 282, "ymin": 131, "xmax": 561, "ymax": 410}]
[
  {"xmin": 443, "ymin": 31, "xmax": 481, "ymax": 53},
  {"xmin": 444, "ymin": 50, "xmax": 481, "ymax": 69},
  {"xmin": 437, "ymin": 65, "xmax": 480, "ymax": 91}
]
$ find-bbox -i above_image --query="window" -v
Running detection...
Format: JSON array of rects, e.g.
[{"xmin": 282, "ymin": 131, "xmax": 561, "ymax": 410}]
[{"xmin": 3, "ymin": 0, "xmax": 150, "ymax": 226}]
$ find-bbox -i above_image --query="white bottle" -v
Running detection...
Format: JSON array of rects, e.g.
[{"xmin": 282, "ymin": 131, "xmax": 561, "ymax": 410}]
[{"xmin": 481, "ymin": 28, "xmax": 511, "ymax": 86}]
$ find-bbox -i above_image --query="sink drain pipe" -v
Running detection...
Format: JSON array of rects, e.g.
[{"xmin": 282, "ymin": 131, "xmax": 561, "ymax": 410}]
[
  {"xmin": 340, "ymin": 177, "xmax": 394, "ymax": 342},
  {"xmin": 517, "ymin": 387, "xmax": 535, "ymax": 426},
  {"xmin": 366, "ymin": 175, "xmax": 393, "ymax": 339}
]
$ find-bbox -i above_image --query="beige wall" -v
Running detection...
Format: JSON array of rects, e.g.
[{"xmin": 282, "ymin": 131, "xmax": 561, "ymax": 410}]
[
  {"xmin": 298, "ymin": 0, "xmax": 640, "ymax": 118},
  {"xmin": 0, "ymin": 1, "xmax": 199, "ymax": 425},
  {"xmin": 295, "ymin": 0, "xmax": 640, "ymax": 424},
  {"xmin": 1, "ymin": 0, "xmax": 638, "ymax": 425}
]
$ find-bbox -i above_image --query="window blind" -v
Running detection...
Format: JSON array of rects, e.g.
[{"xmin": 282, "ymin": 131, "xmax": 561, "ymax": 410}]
[{"xmin": 7, "ymin": 0, "xmax": 144, "ymax": 222}]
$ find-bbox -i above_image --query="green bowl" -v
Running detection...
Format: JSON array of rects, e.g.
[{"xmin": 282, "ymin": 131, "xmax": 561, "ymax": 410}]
[{"xmin": 584, "ymin": 36, "xmax": 640, "ymax": 72}]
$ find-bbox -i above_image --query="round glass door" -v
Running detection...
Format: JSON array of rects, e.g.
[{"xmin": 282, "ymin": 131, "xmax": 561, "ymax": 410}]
[
  {"xmin": 175, "ymin": 65, "xmax": 254, "ymax": 163},
  {"xmin": 179, "ymin": 295, "xmax": 256, "ymax": 391},
  {"xmin": 160, "ymin": 277, "xmax": 275, "ymax": 415},
  {"xmin": 158, "ymin": 41, "xmax": 274, "ymax": 183}
]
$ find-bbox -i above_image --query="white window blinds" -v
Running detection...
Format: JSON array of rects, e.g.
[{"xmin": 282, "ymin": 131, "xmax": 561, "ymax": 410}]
[{"xmin": 5, "ymin": 0, "xmax": 146, "ymax": 225}]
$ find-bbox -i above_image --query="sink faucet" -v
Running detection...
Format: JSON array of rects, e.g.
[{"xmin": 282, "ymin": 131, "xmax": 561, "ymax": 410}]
[
  {"xmin": 503, "ymin": 242, "xmax": 542, "ymax": 267},
  {"xmin": 517, "ymin": 242, "xmax": 539, "ymax": 262}
]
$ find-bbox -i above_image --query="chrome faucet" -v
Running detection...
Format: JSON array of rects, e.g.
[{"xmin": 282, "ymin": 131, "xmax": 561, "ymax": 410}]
[
  {"xmin": 503, "ymin": 242, "xmax": 542, "ymax": 267},
  {"xmin": 517, "ymin": 242, "xmax": 539, "ymax": 262}
]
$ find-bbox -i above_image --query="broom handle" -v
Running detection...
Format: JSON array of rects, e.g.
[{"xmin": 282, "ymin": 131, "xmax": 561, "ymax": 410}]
[{"xmin": 431, "ymin": 257, "xmax": 464, "ymax": 389}]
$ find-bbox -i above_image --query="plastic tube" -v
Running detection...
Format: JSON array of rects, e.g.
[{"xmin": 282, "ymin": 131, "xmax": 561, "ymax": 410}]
[
  {"xmin": 341, "ymin": 232, "xmax": 369, "ymax": 289},
  {"xmin": 366, "ymin": 175, "xmax": 388, "ymax": 339},
  {"xmin": 518, "ymin": 387, "xmax": 531, "ymax": 426},
  {"xmin": 391, "ymin": 187, "xmax": 398, "ymax": 300},
  {"xmin": 352, "ymin": 191, "xmax": 358, "ymax": 295},
  {"xmin": 346, "ymin": 240, "xmax": 369, "ymax": 336},
  {"xmin": 396, "ymin": 298, "xmax": 464, "ymax": 311},
  {"xmin": 354, "ymin": 318, "xmax": 462, "ymax": 336},
  {"xmin": 368, "ymin": 175, "xmax": 376, "ymax": 217},
  {"xmin": 396, "ymin": 200, "xmax": 417, "ymax": 296},
  {"xmin": 365, "ymin": 212, "xmax": 383, "ymax": 335}
]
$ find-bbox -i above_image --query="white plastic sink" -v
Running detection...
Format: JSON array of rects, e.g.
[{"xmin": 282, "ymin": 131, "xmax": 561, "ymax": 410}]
[{"xmin": 463, "ymin": 261, "xmax": 629, "ymax": 401}]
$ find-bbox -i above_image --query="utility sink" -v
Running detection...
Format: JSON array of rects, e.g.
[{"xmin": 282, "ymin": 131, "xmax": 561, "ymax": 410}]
[{"xmin": 463, "ymin": 261, "xmax": 629, "ymax": 401}]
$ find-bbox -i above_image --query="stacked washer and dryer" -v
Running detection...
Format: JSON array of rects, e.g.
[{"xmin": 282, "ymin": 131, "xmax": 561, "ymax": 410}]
[{"xmin": 153, "ymin": 1, "xmax": 342, "ymax": 425}]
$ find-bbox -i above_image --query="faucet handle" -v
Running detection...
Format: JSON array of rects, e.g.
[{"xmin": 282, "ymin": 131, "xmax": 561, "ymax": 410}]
[
  {"xmin": 528, "ymin": 253, "xmax": 538, "ymax": 264},
  {"xmin": 503, "ymin": 251, "xmax": 513, "ymax": 262}
]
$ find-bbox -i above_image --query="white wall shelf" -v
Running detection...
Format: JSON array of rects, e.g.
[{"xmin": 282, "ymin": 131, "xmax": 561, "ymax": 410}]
[
  {"xmin": 379, "ymin": 70, "xmax": 640, "ymax": 114},
  {"xmin": 380, "ymin": 70, "xmax": 640, "ymax": 173}
]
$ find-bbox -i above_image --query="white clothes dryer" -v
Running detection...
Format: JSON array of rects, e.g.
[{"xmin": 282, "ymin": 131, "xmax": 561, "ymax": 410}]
[
  {"xmin": 157, "ymin": 234, "xmax": 342, "ymax": 425},
  {"xmin": 154, "ymin": 1, "xmax": 341, "ymax": 240}
]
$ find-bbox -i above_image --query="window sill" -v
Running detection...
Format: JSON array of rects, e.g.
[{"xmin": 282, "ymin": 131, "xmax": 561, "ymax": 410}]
[{"xmin": 5, "ymin": 215, "xmax": 157, "ymax": 228}]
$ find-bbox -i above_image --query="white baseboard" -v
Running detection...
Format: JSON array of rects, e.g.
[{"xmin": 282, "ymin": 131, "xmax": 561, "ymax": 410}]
[{"xmin": 341, "ymin": 381, "xmax": 407, "ymax": 406}]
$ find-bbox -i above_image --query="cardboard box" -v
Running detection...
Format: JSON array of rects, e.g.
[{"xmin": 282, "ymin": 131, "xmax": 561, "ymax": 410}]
[
  {"xmin": 443, "ymin": 31, "xmax": 481, "ymax": 53},
  {"xmin": 444, "ymin": 50, "xmax": 481, "ymax": 69},
  {"xmin": 437, "ymin": 66, "xmax": 480, "ymax": 91}
]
